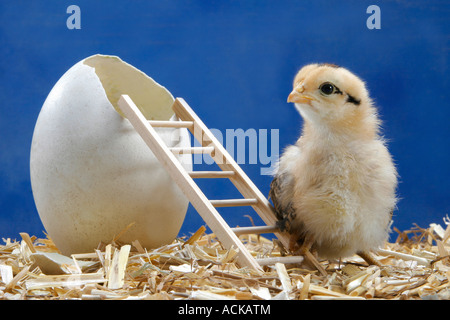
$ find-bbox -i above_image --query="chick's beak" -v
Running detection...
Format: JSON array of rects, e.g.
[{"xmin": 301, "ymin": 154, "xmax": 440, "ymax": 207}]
[
  {"xmin": 287, "ymin": 90, "xmax": 315, "ymax": 104},
  {"xmin": 287, "ymin": 83, "xmax": 315, "ymax": 104}
]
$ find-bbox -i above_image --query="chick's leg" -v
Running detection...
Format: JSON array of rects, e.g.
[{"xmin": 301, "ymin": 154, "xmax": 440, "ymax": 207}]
[
  {"xmin": 294, "ymin": 234, "xmax": 327, "ymax": 276},
  {"xmin": 357, "ymin": 250, "xmax": 382, "ymax": 267}
]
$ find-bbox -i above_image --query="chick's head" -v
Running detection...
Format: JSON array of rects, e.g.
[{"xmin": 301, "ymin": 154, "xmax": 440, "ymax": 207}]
[{"xmin": 288, "ymin": 64, "xmax": 376, "ymax": 132}]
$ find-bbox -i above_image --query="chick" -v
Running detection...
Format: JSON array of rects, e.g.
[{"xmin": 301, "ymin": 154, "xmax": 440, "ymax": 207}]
[{"xmin": 270, "ymin": 63, "xmax": 398, "ymax": 266}]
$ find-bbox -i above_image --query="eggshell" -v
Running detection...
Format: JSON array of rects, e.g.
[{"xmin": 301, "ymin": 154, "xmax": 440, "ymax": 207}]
[{"xmin": 30, "ymin": 54, "xmax": 192, "ymax": 255}]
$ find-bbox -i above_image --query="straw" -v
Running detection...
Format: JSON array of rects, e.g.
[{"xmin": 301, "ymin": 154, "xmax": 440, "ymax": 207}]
[{"xmin": 1, "ymin": 218, "xmax": 450, "ymax": 300}]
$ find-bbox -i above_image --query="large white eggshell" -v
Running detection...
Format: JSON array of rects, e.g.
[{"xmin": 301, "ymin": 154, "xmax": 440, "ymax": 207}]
[{"xmin": 30, "ymin": 54, "xmax": 192, "ymax": 255}]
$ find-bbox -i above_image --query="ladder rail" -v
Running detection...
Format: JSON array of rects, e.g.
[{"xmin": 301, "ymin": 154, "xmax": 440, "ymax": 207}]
[
  {"xmin": 172, "ymin": 98, "xmax": 290, "ymax": 249},
  {"xmin": 117, "ymin": 95, "xmax": 264, "ymax": 272}
]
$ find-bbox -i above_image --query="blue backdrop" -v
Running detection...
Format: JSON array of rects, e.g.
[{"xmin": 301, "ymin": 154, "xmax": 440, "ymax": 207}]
[{"xmin": 0, "ymin": 1, "xmax": 449, "ymax": 242}]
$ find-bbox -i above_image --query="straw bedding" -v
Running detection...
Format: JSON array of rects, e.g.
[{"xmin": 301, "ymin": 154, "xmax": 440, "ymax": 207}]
[{"xmin": 1, "ymin": 217, "xmax": 450, "ymax": 300}]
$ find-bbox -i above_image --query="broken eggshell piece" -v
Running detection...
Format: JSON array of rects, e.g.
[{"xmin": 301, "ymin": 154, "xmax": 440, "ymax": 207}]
[{"xmin": 30, "ymin": 54, "xmax": 192, "ymax": 255}]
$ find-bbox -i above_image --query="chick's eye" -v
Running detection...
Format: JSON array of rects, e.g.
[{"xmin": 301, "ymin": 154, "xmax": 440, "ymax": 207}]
[{"xmin": 319, "ymin": 83, "xmax": 335, "ymax": 95}]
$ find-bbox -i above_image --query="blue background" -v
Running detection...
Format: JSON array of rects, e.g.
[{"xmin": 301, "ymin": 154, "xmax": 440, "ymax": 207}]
[{"xmin": 0, "ymin": 1, "xmax": 449, "ymax": 242}]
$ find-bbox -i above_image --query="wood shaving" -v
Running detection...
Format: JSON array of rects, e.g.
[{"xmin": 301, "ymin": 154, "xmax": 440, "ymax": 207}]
[{"xmin": 1, "ymin": 218, "xmax": 450, "ymax": 300}]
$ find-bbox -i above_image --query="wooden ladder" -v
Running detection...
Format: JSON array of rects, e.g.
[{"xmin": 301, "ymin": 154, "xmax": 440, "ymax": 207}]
[{"xmin": 118, "ymin": 95, "xmax": 297, "ymax": 273}]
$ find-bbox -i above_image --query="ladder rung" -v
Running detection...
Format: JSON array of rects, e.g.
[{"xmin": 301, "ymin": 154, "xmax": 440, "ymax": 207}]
[
  {"xmin": 231, "ymin": 225, "xmax": 279, "ymax": 236},
  {"xmin": 148, "ymin": 120, "xmax": 194, "ymax": 128},
  {"xmin": 169, "ymin": 146, "xmax": 214, "ymax": 154},
  {"xmin": 210, "ymin": 199, "xmax": 258, "ymax": 207},
  {"xmin": 256, "ymin": 256, "xmax": 304, "ymax": 266},
  {"xmin": 188, "ymin": 171, "xmax": 235, "ymax": 179}
]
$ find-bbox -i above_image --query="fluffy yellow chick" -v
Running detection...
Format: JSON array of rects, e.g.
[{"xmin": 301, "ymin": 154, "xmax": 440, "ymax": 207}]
[{"xmin": 270, "ymin": 63, "xmax": 398, "ymax": 265}]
